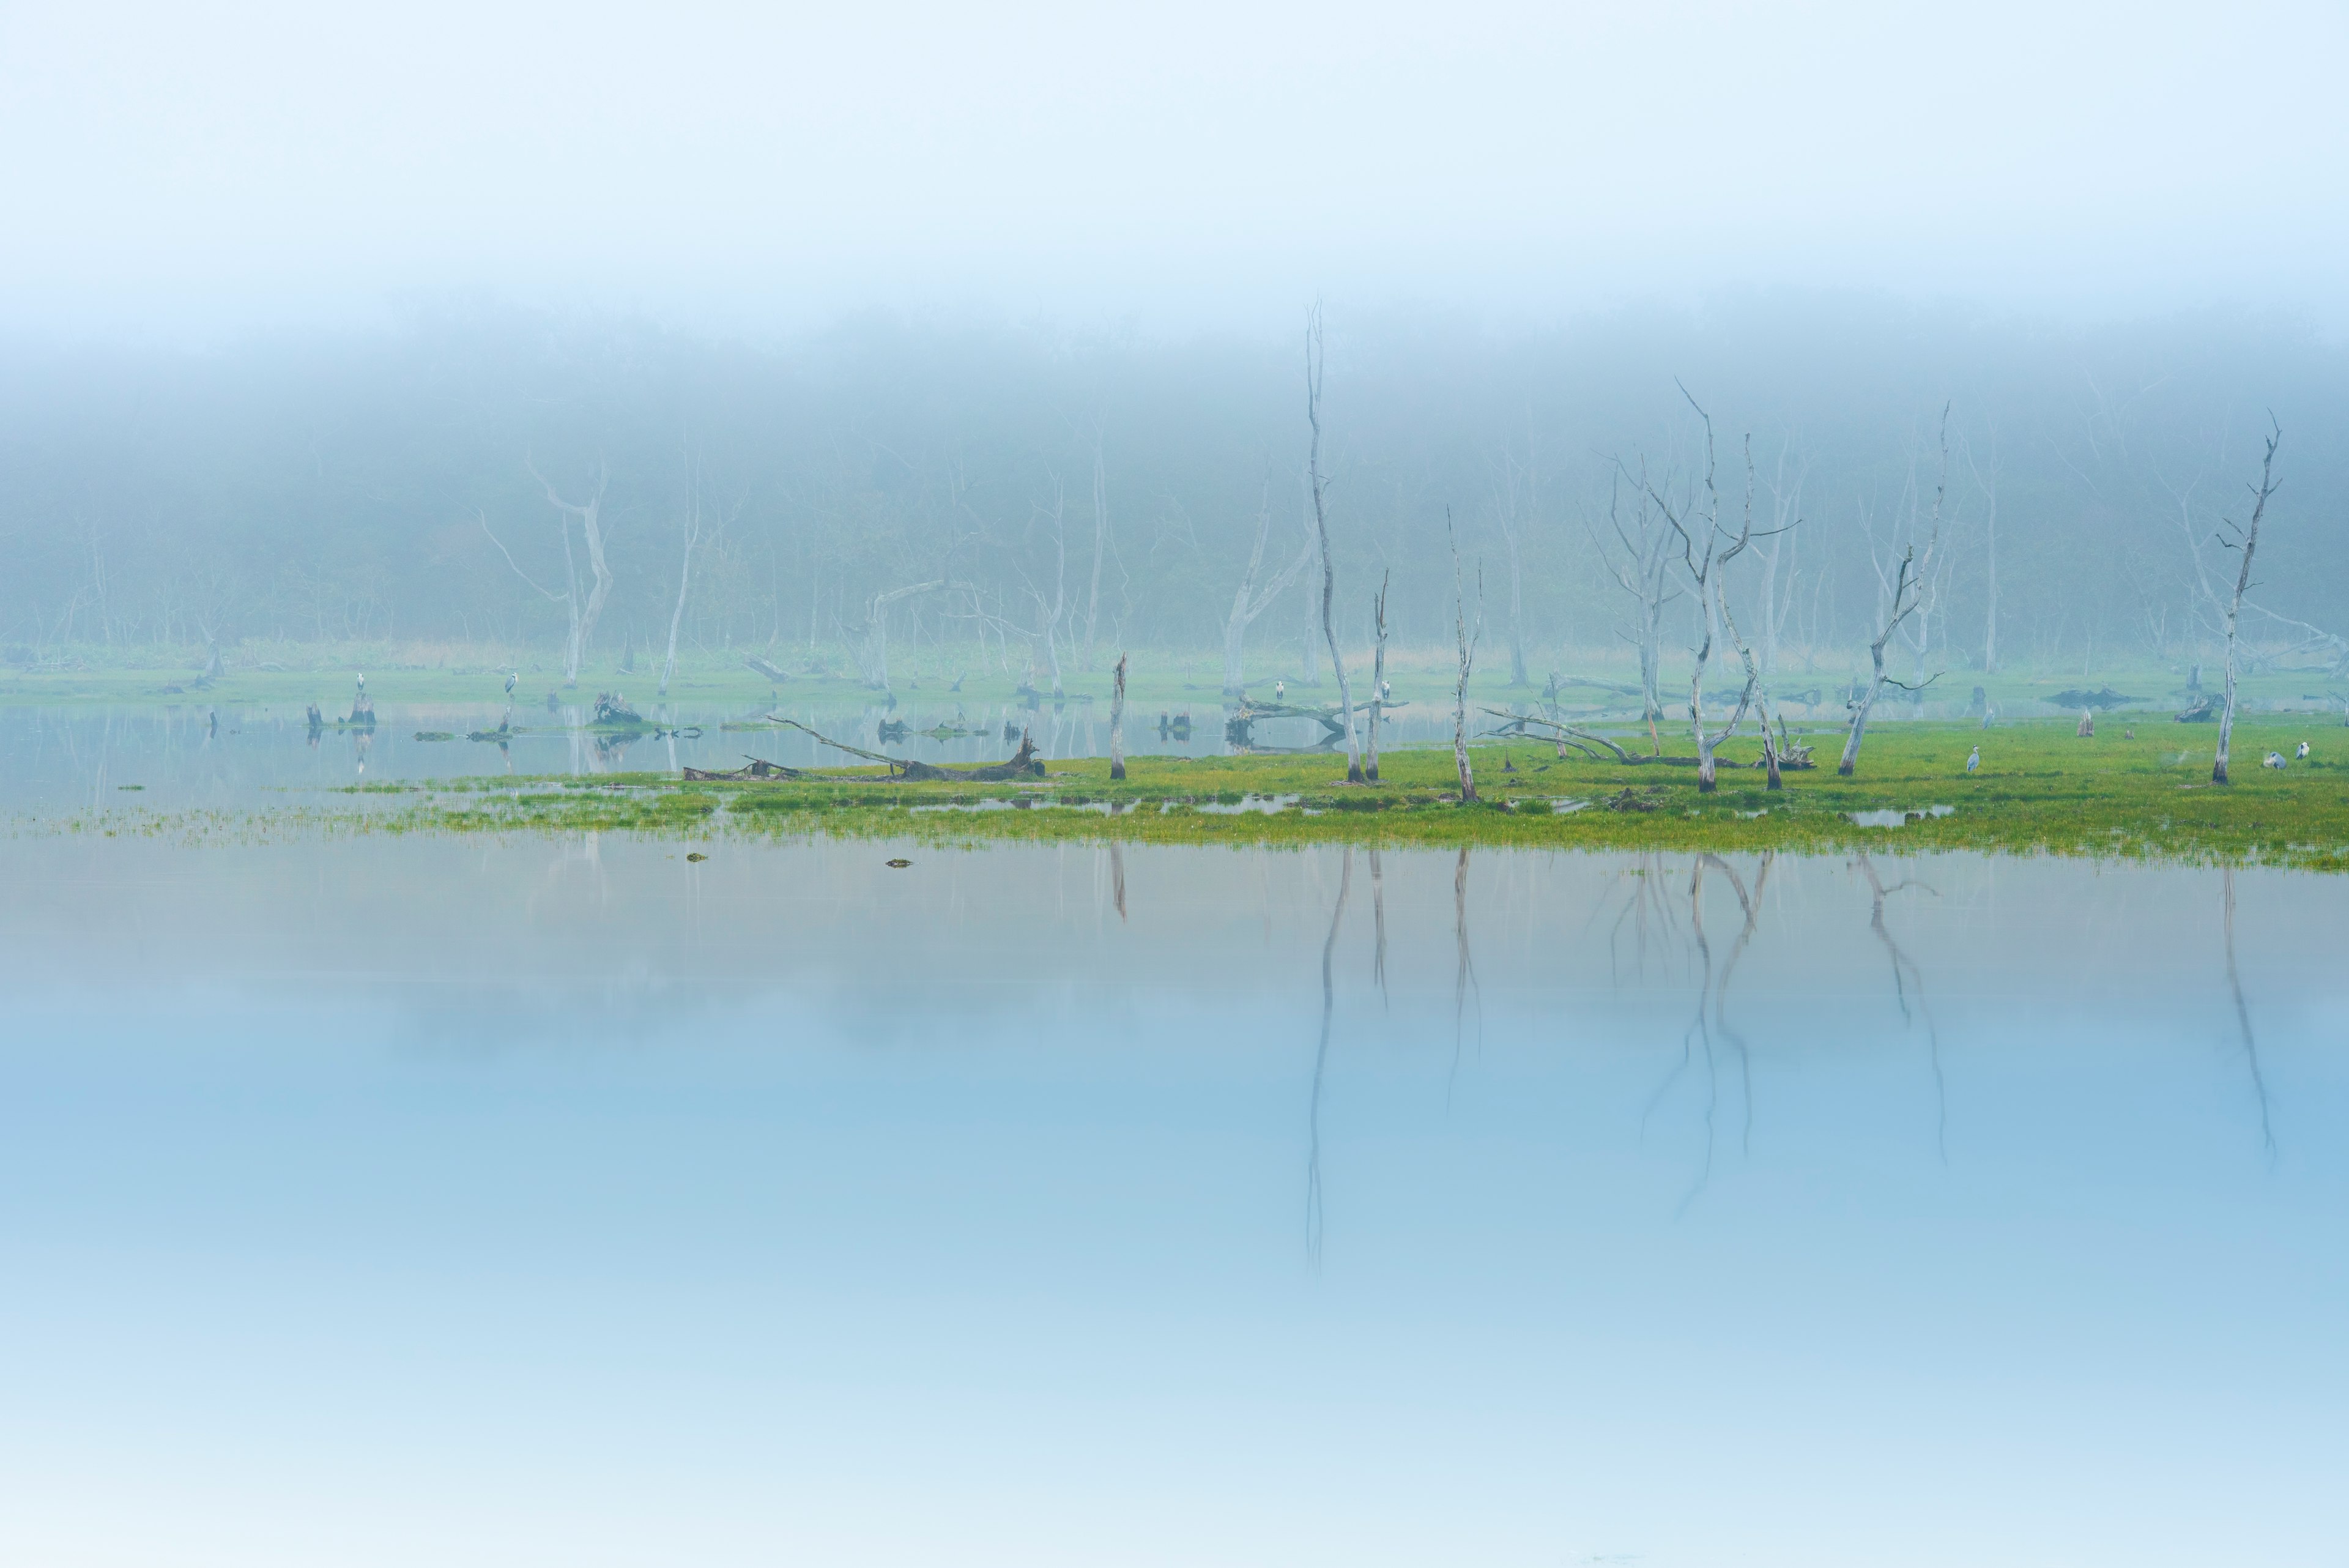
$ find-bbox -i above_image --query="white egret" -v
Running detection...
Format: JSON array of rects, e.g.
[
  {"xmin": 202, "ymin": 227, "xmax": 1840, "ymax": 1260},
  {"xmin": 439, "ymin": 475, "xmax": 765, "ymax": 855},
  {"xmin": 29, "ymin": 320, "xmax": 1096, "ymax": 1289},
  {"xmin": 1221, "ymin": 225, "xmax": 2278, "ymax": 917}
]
[
  {"xmin": 2298, "ymin": 740, "xmax": 2311, "ymax": 759},
  {"xmin": 505, "ymin": 671, "xmax": 518, "ymax": 697},
  {"xmin": 1966, "ymin": 746, "xmax": 1980, "ymax": 774}
]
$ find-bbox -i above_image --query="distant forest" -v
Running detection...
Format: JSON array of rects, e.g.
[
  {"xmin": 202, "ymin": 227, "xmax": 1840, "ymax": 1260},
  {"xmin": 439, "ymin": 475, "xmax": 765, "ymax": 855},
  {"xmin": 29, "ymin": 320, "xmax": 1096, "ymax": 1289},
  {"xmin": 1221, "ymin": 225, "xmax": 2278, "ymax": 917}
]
[{"xmin": 4, "ymin": 295, "xmax": 2342, "ymax": 685}]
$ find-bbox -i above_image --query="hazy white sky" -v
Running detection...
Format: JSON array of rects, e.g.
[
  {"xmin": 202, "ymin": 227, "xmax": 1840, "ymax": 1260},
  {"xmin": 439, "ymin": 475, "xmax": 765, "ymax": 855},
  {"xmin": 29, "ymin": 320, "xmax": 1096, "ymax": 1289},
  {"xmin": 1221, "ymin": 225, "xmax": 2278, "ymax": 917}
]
[{"xmin": 4, "ymin": 0, "xmax": 2343, "ymax": 338}]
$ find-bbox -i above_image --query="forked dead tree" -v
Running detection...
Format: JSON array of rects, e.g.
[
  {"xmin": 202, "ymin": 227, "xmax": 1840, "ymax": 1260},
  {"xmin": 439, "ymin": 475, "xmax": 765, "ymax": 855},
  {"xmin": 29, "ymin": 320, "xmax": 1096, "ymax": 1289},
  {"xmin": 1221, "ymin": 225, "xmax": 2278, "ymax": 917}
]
[
  {"xmin": 1592, "ymin": 463, "xmax": 1680, "ymax": 743},
  {"xmin": 1839, "ymin": 406, "xmax": 1949, "ymax": 775},
  {"xmin": 1305, "ymin": 305, "xmax": 1363, "ymax": 782},
  {"xmin": 1649, "ymin": 395, "xmax": 1762, "ymax": 793},
  {"xmin": 2213, "ymin": 420, "xmax": 2282, "ymax": 785},
  {"xmin": 1221, "ymin": 486, "xmax": 1314, "ymax": 697}
]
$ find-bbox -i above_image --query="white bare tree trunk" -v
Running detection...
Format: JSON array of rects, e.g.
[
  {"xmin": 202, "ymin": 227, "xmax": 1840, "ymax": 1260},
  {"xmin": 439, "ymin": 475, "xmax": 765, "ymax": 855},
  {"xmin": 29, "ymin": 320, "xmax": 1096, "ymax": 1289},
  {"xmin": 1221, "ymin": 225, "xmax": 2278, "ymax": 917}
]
[
  {"xmin": 1109, "ymin": 652, "xmax": 1126, "ymax": 780},
  {"xmin": 659, "ymin": 480, "xmax": 703, "ymax": 699},
  {"xmin": 1305, "ymin": 308, "xmax": 1360, "ymax": 781}
]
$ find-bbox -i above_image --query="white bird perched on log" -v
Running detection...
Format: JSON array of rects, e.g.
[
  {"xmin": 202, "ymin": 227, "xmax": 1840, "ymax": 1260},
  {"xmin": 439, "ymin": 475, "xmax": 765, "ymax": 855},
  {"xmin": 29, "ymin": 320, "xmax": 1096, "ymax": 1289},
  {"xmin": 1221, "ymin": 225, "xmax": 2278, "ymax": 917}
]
[
  {"xmin": 1274, "ymin": 679, "xmax": 1285, "ymax": 702},
  {"xmin": 2298, "ymin": 740, "xmax": 2310, "ymax": 759},
  {"xmin": 505, "ymin": 671, "xmax": 518, "ymax": 697},
  {"xmin": 1966, "ymin": 746, "xmax": 1980, "ymax": 774},
  {"xmin": 2263, "ymin": 751, "xmax": 2286, "ymax": 770}
]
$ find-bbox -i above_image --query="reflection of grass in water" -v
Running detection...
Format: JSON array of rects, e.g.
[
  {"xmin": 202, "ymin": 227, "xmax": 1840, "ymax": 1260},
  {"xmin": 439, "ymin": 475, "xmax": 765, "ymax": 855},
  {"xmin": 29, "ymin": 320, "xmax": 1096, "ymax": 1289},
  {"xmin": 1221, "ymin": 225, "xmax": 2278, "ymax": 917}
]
[{"xmin": 30, "ymin": 716, "xmax": 2349, "ymax": 870}]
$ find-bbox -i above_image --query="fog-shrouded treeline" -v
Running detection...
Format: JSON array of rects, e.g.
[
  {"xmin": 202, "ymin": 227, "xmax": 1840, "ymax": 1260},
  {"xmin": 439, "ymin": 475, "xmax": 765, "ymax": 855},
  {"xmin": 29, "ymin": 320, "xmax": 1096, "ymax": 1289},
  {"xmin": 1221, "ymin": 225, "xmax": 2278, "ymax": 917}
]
[{"xmin": 3, "ymin": 294, "xmax": 2343, "ymax": 689}]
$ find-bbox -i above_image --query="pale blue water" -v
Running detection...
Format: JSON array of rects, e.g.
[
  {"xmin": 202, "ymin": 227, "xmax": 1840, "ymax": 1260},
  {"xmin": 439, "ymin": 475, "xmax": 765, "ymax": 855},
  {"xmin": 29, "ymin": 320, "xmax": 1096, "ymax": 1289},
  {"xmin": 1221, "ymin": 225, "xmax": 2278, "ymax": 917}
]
[{"xmin": 1, "ymin": 720, "xmax": 2344, "ymax": 1565}]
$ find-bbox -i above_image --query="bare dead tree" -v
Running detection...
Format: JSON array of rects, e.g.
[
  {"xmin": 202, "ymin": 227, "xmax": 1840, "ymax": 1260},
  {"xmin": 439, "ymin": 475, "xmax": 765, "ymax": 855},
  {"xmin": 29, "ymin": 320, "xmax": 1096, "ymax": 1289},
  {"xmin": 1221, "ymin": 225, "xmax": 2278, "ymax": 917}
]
[
  {"xmin": 847, "ymin": 579, "xmax": 979, "ymax": 691},
  {"xmin": 658, "ymin": 457, "xmax": 721, "ymax": 700},
  {"xmin": 2213, "ymin": 420, "xmax": 2282, "ymax": 786},
  {"xmin": 1221, "ymin": 485, "xmax": 1314, "ymax": 697},
  {"xmin": 1305, "ymin": 305, "xmax": 1362, "ymax": 781},
  {"xmin": 1591, "ymin": 463, "xmax": 1680, "ymax": 746},
  {"xmin": 1447, "ymin": 511, "xmax": 1483, "ymax": 802},
  {"xmin": 1366, "ymin": 570, "xmax": 1390, "ymax": 782},
  {"xmin": 1109, "ymin": 652, "xmax": 1127, "ymax": 781},
  {"xmin": 1080, "ymin": 433, "xmax": 1111, "ymax": 672},
  {"xmin": 1490, "ymin": 436, "xmax": 1535, "ymax": 686},
  {"xmin": 1839, "ymin": 406, "xmax": 1949, "ymax": 776},
  {"xmin": 1296, "ymin": 476, "xmax": 1323, "ymax": 688},
  {"xmin": 1961, "ymin": 422, "xmax": 2001, "ymax": 673},
  {"xmin": 1755, "ymin": 442, "xmax": 1807, "ymax": 680},
  {"xmin": 524, "ymin": 458, "xmax": 615, "ymax": 688},
  {"xmin": 1649, "ymin": 395, "xmax": 1762, "ymax": 793},
  {"xmin": 1715, "ymin": 438, "xmax": 1794, "ymax": 789}
]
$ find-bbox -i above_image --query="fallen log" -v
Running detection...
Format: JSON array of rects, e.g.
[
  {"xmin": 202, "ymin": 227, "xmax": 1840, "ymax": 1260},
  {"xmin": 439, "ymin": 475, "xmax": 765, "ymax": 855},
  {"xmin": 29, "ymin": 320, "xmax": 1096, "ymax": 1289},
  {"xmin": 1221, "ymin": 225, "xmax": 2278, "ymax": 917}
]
[{"xmin": 769, "ymin": 718, "xmax": 1046, "ymax": 781}]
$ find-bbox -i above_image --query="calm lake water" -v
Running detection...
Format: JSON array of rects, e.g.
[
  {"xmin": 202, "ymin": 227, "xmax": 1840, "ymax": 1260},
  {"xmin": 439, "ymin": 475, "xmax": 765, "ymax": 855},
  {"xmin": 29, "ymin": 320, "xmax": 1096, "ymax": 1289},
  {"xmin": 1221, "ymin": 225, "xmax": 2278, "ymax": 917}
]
[{"xmin": 2, "ymin": 712, "xmax": 2345, "ymax": 1566}]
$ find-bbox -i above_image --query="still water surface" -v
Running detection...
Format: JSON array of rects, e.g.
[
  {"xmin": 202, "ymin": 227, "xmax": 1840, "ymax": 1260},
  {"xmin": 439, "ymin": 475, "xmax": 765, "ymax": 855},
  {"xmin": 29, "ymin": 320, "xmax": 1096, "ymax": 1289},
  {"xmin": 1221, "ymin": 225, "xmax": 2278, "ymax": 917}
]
[{"xmin": 1, "ymin": 715, "xmax": 2344, "ymax": 1566}]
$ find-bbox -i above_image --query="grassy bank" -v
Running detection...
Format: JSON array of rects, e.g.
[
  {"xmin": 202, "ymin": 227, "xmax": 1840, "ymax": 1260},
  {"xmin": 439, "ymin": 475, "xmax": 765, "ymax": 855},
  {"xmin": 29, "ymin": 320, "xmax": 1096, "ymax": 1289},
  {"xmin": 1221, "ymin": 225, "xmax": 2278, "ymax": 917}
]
[{"xmin": 235, "ymin": 715, "xmax": 2349, "ymax": 870}]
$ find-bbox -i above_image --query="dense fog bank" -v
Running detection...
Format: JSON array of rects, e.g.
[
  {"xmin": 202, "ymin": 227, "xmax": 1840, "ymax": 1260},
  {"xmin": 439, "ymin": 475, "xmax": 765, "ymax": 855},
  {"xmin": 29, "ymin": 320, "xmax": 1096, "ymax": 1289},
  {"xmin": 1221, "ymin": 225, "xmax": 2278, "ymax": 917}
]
[{"xmin": 4, "ymin": 295, "xmax": 2342, "ymax": 683}]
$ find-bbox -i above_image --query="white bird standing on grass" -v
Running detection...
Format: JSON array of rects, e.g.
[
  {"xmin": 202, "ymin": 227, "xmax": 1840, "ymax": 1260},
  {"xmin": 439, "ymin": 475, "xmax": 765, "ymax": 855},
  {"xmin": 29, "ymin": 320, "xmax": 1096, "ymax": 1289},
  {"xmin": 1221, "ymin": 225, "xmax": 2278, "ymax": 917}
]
[
  {"xmin": 2298, "ymin": 740, "xmax": 2311, "ymax": 759},
  {"xmin": 2264, "ymin": 751, "xmax": 2286, "ymax": 770},
  {"xmin": 1274, "ymin": 679, "xmax": 1285, "ymax": 702},
  {"xmin": 1966, "ymin": 746, "xmax": 1980, "ymax": 774}
]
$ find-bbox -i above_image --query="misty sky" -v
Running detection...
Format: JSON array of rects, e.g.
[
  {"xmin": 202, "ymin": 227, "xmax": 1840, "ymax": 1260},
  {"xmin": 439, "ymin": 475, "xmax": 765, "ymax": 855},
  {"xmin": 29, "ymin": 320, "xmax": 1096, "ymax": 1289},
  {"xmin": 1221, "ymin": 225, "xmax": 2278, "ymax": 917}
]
[{"xmin": 5, "ymin": 1, "xmax": 2345, "ymax": 339}]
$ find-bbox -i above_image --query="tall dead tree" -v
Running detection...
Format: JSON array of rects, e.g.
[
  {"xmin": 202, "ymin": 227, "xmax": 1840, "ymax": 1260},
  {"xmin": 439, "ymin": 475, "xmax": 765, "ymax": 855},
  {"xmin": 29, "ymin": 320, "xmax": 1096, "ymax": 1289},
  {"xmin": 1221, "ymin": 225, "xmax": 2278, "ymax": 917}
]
[
  {"xmin": 1756, "ymin": 443, "xmax": 1806, "ymax": 678},
  {"xmin": 1717, "ymin": 439, "xmax": 1792, "ymax": 789},
  {"xmin": 1839, "ymin": 406, "xmax": 1949, "ymax": 775},
  {"xmin": 1649, "ymin": 396, "xmax": 1760, "ymax": 793},
  {"xmin": 848, "ymin": 580, "xmax": 977, "ymax": 690},
  {"xmin": 2213, "ymin": 420, "xmax": 2282, "ymax": 786},
  {"xmin": 1305, "ymin": 306, "xmax": 1363, "ymax": 782},
  {"xmin": 658, "ymin": 459, "xmax": 711, "ymax": 699},
  {"xmin": 1367, "ymin": 570, "xmax": 1389, "ymax": 782},
  {"xmin": 1080, "ymin": 434, "xmax": 1112, "ymax": 671},
  {"xmin": 1962, "ymin": 423, "xmax": 2000, "ymax": 673},
  {"xmin": 481, "ymin": 459, "xmax": 613, "ymax": 689},
  {"xmin": 1448, "ymin": 510, "xmax": 1482, "ymax": 803},
  {"xmin": 1222, "ymin": 486, "xmax": 1313, "ymax": 697},
  {"xmin": 1491, "ymin": 437, "xmax": 1535, "ymax": 686}
]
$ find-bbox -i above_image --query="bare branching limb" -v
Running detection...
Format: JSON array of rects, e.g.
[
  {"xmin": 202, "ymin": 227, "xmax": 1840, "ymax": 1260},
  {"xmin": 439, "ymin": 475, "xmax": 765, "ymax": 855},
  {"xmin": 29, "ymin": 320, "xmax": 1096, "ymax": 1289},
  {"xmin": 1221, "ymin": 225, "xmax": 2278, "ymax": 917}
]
[
  {"xmin": 1222, "ymin": 483, "xmax": 1315, "ymax": 697},
  {"xmin": 1838, "ymin": 405, "xmax": 1948, "ymax": 776}
]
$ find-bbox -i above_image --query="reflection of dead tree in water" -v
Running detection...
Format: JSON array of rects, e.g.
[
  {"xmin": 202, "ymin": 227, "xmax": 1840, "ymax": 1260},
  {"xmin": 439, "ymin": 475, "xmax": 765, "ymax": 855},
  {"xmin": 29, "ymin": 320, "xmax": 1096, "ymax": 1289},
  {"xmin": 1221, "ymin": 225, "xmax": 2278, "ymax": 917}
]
[
  {"xmin": 1603, "ymin": 853, "xmax": 1682, "ymax": 987},
  {"xmin": 1305, "ymin": 847, "xmax": 1353, "ymax": 1266},
  {"xmin": 1706, "ymin": 852, "xmax": 1772, "ymax": 1161},
  {"xmin": 1110, "ymin": 842, "xmax": 1127, "ymax": 923},
  {"xmin": 1855, "ymin": 852, "xmax": 1948, "ymax": 1162},
  {"xmin": 1450, "ymin": 847, "xmax": 1482, "ymax": 1104},
  {"xmin": 2222, "ymin": 868, "xmax": 2277, "ymax": 1158},
  {"xmin": 1369, "ymin": 847, "xmax": 1389, "ymax": 1008}
]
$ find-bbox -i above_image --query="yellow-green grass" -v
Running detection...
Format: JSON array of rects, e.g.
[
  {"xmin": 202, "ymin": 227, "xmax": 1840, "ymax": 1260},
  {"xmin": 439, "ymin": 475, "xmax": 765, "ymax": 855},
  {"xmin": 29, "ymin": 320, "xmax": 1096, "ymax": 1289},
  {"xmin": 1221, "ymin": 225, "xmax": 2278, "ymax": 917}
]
[{"xmin": 235, "ymin": 715, "xmax": 2349, "ymax": 870}]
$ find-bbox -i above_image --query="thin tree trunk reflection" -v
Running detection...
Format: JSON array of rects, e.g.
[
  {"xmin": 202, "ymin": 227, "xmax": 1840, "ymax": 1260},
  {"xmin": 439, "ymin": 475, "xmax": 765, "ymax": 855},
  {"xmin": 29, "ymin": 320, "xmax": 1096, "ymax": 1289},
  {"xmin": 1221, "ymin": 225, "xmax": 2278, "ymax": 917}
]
[
  {"xmin": 2222, "ymin": 866, "xmax": 2277, "ymax": 1158},
  {"xmin": 1305, "ymin": 846, "xmax": 1351, "ymax": 1266}
]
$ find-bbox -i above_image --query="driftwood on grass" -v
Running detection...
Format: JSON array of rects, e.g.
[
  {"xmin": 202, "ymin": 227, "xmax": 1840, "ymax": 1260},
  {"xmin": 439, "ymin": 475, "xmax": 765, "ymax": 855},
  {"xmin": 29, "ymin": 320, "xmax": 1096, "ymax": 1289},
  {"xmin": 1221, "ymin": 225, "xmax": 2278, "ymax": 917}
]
[
  {"xmin": 683, "ymin": 757, "xmax": 804, "ymax": 781},
  {"xmin": 770, "ymin": 718, "xmax": 1045, "ymax": 781}
]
